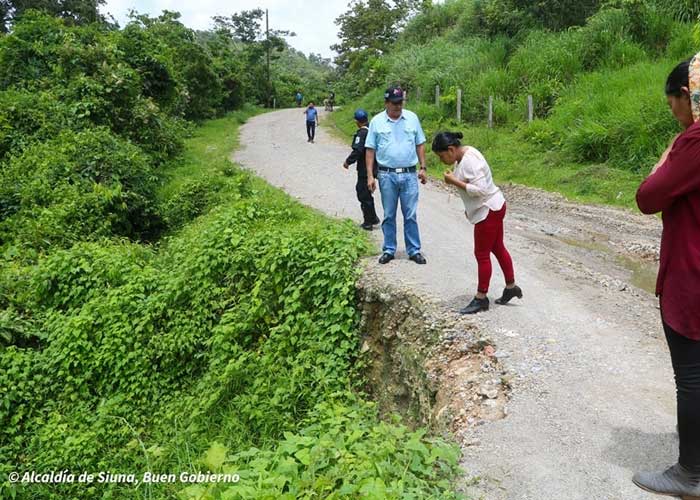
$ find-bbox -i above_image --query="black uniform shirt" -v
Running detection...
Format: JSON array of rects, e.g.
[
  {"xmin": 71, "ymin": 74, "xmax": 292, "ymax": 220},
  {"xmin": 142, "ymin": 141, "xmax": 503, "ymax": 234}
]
[{"xmin": 345, "ymin": 126, "xmax": 371, "ymax": 176}]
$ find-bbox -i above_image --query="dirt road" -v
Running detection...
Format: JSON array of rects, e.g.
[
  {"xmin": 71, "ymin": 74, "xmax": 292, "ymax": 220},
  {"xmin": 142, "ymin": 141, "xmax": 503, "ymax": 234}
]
[{"xmin": 234, "ymin": 108, "xmax": 675, "ymax": 500}]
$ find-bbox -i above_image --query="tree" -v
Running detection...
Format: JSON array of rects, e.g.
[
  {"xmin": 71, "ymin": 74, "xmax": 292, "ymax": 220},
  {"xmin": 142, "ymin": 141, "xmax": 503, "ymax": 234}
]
[
  {"xmin": 331, "ymin": 0, "xmax": 420, "ymax": 72},
  {"xmin": 212, "ymin": 9, "xmax": 295, "ymax": 106},
  {"xmin": 309, "ymin": 52, "xmax": 332, "ymax": 68},
  {"xmin": 1, "ymin": 0, "xmax": 106, "ymax": 32},
  {"xmin": 212, "ymin": 8, "xmax": 263, "ymax": 43}
]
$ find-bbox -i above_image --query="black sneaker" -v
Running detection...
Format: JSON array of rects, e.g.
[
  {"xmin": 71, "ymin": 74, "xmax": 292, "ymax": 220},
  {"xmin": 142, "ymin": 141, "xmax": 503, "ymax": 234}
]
[
  {"xmin": 378, "ymin": 253, "xmax": 394, "ymax": 264},
  {"xmin": 409, "ymin": 252, "xmax": 427, "ymax": 265},
  {"xmin": 495, "ymin": 285, "xmax": 523, "ymax": 305},
  {"xmin": 459, "ymin": 297, "xmax": 489, "ymax": 314},
  {"xmin": 371, "ymin": 216, "xmax": 381, "ymax": 225},
  {"xmin": 360, "ymin": 222, "xmax": 373, "ymax": 230}
]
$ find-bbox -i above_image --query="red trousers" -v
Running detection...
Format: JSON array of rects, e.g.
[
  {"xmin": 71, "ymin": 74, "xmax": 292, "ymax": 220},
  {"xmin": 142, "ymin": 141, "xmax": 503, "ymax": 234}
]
[{"xmin": 473, "ymin": 203, "xmax": 514, "ymax": 293}]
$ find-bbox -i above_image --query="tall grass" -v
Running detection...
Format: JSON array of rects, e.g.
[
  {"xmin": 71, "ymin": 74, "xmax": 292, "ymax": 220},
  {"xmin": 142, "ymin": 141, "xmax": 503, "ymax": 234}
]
[{"xmin": 525, "ymin": 61, "xmax": 679, "ymax": 172}]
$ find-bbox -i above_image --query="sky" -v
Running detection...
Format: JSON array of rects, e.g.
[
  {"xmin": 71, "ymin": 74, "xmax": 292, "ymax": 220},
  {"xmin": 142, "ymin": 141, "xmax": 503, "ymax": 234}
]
[{"xmin": 101, "ymin": 0, "xmax": 348, "ymax": 59}]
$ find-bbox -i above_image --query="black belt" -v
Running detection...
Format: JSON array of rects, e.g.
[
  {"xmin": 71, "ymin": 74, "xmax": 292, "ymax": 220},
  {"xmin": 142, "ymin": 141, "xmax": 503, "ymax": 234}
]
[{"xmin": 378, "ymin": 166, "xmax": 416, "ymax": 173}]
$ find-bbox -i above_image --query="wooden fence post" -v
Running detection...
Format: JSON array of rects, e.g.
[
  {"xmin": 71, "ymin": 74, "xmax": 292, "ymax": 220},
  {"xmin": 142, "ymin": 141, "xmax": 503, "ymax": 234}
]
[
  {"xmin": 435, "ymin": 85, "xmax": 440, "ymax": 107},
  {"xmin": 488, "ymin": 95, "xmax": 493, "ymax": 128},
  {"xmin": 528, "ymin": 95, "xmax": 534, "ymax": 123},
  {"xmin": 457, "ymin": 88, "xmax": 462, "ymax": 122}
]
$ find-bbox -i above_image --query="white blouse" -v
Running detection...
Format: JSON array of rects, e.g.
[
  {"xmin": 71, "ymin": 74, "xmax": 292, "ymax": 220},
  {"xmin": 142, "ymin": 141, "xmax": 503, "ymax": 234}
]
[{"xmin": 453, "ymin": 147, "xmax": 505, "ymax": 224}]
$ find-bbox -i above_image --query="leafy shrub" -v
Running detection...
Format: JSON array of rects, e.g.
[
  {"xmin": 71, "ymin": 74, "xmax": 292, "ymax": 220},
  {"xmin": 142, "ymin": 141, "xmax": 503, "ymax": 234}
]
[
  {"xmin": 180, "ymin": 400, "xmax": 464, "ymax": 499},
  {"xmin": 158, "ymin": 177, "xmax": 228, "ymax": 229},
  {"xmin": 0, "ymin": 90, "xmax": 80, "ymax": 161},
  {"xmin": 0, "ymin": 128, "xmax": 159, "ymax": 252},
  {"xmin": 0, "ymin": 181, "xmax": 382, "ymax": 498}
]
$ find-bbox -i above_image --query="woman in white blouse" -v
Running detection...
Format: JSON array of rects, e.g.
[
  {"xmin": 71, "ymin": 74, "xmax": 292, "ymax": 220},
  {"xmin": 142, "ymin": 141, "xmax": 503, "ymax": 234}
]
[{"xmin": 432, "ymin": 131, "xmax": 522, "ymax": 314}]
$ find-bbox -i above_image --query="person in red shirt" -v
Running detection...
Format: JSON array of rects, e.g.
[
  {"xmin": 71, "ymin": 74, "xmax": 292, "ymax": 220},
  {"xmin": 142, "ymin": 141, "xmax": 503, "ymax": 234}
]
[{"xmin": 633, "ymin": 58, "xmax": 700, "ymax": 497}]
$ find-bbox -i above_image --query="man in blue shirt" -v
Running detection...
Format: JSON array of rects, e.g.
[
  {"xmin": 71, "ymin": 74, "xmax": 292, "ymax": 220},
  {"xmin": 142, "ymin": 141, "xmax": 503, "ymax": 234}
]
[
  {"xmin": 304, "ymin": 102, "xmax": 319, "ymax": 143},
  {"xmin": 365, "ymin": 85, "xmax": 428, "ymax": 264},
  {"xmin": 295, "ymin": 91, "xmax": 303, "ymax": 107}
]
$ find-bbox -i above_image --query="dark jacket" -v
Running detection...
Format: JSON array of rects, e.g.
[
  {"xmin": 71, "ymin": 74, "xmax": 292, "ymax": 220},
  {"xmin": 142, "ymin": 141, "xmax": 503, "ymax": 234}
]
[
  {"xmin": 636, "ymin": 120, "xmax": 700, "ymax": 339},
  {"xmin": 345, "ymin": 126, "xmax": 374, "ymax": 177}
]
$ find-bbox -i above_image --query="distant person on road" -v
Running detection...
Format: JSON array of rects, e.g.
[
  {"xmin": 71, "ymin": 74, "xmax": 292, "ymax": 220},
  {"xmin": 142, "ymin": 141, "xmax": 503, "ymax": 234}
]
[
  {"xmin": 431, "ymin": 131, "xmax": 522, "ymax": 314},
  {"xmin": 304, "ymin": 102, "xmax": 318, "ymax": 143},
  {"xmin": 343, "ymin": 108, "xmax": 380, "ymax": 230},
  {"xmin": 366, "ymin": 85, "xmax": 428, "ymax": 265},
  {"xmin": 295, "ymin": 91, "xmax": 303, "ymax": 107},
  {"xmin": 633, "ymin": 57, "xmax": 700, "ymax": 498}
]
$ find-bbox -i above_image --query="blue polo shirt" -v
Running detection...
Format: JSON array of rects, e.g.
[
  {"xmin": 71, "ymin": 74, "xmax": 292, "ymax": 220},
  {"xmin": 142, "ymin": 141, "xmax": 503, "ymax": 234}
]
[
  {"xmin": 365, "ymin": 109, "xmax": 426, "ymax": 168},
  {"xmin": 305, "ymin": 107, "xmax": 318, "ymax": 122}
]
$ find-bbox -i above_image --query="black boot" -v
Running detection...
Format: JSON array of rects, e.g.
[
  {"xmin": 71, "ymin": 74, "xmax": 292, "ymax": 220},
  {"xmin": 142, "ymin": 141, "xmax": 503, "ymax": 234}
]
[
  {"xmin": 459, "ymin": 297, "xmax": 489, "ymax": 314},
  {"xmin": 633, "ymin": 463, "xmax": 700, "ymax": 498},
  {"xmin": 495, "ymin": 285, "xmax": 523, "ymax": 305}
]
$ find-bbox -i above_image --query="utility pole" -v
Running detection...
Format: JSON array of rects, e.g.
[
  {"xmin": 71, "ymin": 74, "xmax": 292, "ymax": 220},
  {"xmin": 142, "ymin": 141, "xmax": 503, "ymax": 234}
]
[{"xmin": 266, "ymin": 9, "xmax": 271, "ymax": 108}]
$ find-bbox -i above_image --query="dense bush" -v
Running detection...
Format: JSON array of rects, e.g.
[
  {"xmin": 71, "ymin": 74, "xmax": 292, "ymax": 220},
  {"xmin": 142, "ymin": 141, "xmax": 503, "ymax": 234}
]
[
  {"xmin": 0, "ymin": 90, "xmax": 80, "ymax": 161},
  {"xmin": 179, "ymin": 400, "xmax": 463, "ymax": 499},
  {"xmin": 0, "ymin": 11, "xmax": 186, "ymax": 161},
  {"xmin": 0, "ymin": 166, "xmax": 463, "ymax": 498},
  {"xmin": 0, "ymin": 128, "xmax": 159, "ymax": 252}
]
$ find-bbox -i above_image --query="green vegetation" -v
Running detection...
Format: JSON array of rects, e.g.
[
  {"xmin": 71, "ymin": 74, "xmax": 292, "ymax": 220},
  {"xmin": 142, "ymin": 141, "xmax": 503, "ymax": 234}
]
[
  {"xmin": 1, "ymin": 8, "xmax": 466, "ymax": 499},
  {"xmin": 1, "ymin": 112, "xmax": 465, "ymax": 499},
  {"xmin": 331, "ymin": 0, "xmax": 700, "ymax": 208}
]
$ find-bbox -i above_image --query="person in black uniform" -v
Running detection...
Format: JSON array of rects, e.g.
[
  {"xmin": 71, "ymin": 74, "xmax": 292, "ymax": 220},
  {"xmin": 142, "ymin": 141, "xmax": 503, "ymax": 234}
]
[{"xmin": 343, "ymin": 109, "xmax": 380, "ymax": 230}]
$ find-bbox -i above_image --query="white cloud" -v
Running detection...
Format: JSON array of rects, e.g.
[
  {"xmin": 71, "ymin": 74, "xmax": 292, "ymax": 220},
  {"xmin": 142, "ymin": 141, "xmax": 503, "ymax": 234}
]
[{"xmin": 101, "ymin": 0, "xmax": 349, "ymax": 59}]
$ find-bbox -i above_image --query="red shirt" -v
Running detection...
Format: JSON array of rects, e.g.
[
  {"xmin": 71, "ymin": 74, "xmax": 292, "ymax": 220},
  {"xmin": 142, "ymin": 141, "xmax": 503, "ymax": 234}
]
[{"xmin": 636, "ymin": 120, "xmax": 700, "ymax": 339}]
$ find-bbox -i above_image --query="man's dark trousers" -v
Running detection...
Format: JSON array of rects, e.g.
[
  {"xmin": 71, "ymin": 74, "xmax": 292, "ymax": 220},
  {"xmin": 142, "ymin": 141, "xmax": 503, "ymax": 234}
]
[
  {"xmin": 357, "ymin": 167, "xmax": 378, "ymax": 224},
  {"xmin": 306, "ymin": 121, "xmax": 316, "ymax": 141}
]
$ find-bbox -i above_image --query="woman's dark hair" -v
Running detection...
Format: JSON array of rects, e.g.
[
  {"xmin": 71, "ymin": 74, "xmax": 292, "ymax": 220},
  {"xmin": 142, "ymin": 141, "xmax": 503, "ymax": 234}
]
[
  {"xmin": 431, "ymin": 131, "xmax": 463, "ymax": 152},
  {"xmin": 666, "ymin": 59, "xmax": 691, "ymax": 97}
]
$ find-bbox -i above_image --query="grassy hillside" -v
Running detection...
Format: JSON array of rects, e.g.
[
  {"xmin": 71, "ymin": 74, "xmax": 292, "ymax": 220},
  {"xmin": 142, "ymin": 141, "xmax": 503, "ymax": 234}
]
[{"xmin": 331, "ymin": 0, "xmax": 699, "ymax": 208}]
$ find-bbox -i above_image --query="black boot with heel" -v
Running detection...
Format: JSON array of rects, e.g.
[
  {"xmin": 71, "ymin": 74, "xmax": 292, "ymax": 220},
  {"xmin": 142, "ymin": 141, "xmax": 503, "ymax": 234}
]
[{"xmin": 495, "ymin": 285, "xmax": 523, "ymax": 305}]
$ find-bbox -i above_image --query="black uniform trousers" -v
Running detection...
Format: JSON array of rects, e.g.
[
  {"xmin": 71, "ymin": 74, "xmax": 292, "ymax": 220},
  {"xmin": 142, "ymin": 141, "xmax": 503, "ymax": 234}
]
[{"xmin": 356, "ymin": 166, "xmax": 379, "ymax": 224}]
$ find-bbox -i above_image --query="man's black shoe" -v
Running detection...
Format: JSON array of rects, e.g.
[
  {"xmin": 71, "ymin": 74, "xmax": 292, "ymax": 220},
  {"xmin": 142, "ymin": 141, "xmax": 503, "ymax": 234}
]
[
  {"xmin": 409, "ymin": 252, "xmax": 427, "ymax": 265},
  {"xmin": 494, "ymin": 285, "xmax": 523, "ymax": 305},
  {"xmin": 459, "ymin": 297, "xmax": 489, "ymax": 314},
  {"xmin": 360, "ymin": 222, "xmax": 373, "ymax": 230},
  {"xmin": 378, "ymin": 253, "xmax": 394, "ymax": 264}
]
